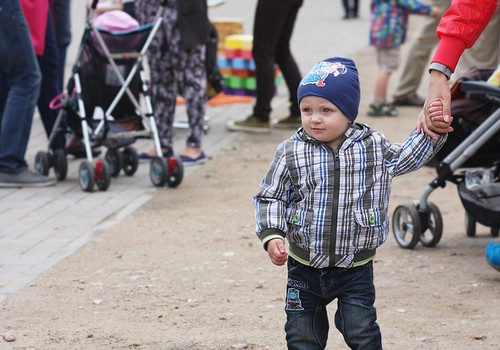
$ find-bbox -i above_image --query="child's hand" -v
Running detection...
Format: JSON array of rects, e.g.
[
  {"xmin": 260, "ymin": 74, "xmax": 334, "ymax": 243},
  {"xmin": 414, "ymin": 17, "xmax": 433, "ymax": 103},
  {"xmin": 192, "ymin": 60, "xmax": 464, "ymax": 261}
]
[
  {"xmin": 429, "ymin": 99, "xmax": 453, "ymax": 131},
  {"xmin": 417, "ymin": 99, "xmax": 453, "ymax": 140},
  {"xmin": 267, "ymin": 238, "xmax": 288, "ymax": 266},
  {"xmin": 430, "ymin": 6, "xmax": 442, "ymax": 18}
]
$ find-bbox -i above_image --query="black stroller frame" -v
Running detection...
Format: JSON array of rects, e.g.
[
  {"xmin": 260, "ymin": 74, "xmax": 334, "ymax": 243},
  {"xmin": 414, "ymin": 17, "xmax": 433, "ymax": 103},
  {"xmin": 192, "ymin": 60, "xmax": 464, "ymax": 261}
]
[
  {"xmin": 35, "ymin": 0, "xmax": 183, "ymax": 192},
  {"xmin": 392, "ymin": 80, "xmax": 500, "ymax": 249}
]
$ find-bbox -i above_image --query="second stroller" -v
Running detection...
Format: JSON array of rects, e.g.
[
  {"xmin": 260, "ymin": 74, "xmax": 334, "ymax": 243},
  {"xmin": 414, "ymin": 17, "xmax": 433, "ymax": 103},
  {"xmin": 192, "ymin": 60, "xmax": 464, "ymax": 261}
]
[{"xmin": 35, "ymin": 0, "xmax": 184, "ymax": 192}]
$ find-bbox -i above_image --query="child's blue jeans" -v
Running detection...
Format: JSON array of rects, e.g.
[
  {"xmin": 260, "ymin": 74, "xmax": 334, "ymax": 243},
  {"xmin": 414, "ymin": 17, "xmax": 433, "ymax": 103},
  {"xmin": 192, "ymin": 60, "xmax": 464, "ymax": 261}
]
[{"xmin": 285, "ymin": 258, "xmax": 382, "ymax": 350}]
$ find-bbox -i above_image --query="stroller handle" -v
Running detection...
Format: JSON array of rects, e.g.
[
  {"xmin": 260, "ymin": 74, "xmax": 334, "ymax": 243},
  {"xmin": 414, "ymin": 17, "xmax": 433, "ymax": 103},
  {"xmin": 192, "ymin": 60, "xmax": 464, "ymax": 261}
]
[{"xmin": 91, "ymin": 0, "xmax": 99, "ymax": 10}]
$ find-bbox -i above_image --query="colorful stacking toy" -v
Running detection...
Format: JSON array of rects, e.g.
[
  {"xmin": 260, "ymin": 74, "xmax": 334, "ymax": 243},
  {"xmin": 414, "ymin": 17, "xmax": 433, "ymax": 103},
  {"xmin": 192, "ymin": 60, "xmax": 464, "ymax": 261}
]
[{"xmin": 218, "ymin": 34, "xmax": 281, "ymax": 96}]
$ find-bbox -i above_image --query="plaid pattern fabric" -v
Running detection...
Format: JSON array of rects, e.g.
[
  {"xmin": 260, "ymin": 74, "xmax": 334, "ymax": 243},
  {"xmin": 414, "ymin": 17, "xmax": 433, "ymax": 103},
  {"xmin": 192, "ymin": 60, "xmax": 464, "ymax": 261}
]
[
  {"xmin": 369, "ymin": 0, "xmax": 433, "ymax": 48},
  {"xmin": 254, "ymin": 124, "xmax": 446, "ymax": 268}
]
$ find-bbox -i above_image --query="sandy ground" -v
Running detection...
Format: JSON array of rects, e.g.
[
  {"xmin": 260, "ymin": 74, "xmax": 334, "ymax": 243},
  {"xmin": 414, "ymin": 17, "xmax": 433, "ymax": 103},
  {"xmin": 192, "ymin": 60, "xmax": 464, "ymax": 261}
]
[
  {"xmin": 1, "ymin": 98, "xmax": 500, "ymax": 349},
  {"xmin": 1, "ymin": 6, "xmax": 500, "ymax": 345}
]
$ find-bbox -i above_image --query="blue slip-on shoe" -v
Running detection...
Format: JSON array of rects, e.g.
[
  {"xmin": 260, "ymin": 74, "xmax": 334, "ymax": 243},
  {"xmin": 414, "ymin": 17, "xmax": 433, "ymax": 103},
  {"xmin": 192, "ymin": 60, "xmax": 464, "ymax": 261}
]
[
  {"xmin": 485, "ymin": 242, "xmax": 500, "ymax": 272},
  {"xmin": 180, "ymin": 152, "xmax": 207, "ymax": 166},
  {"xmin": 139, "ymin": 147, "xmax": 173, "ymax": 163}
]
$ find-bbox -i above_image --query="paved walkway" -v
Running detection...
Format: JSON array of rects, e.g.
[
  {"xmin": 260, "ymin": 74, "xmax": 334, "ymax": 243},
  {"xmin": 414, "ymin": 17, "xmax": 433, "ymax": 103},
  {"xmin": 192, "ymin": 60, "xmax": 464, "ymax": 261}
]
[{"xmin": 0, "ymin": 0, "xmax": 373, "ymax": 302}]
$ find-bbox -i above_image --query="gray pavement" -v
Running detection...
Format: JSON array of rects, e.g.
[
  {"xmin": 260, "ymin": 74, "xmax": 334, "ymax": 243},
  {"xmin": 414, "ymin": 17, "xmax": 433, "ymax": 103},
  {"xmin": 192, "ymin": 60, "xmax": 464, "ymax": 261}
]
[{"xmin": 0, "ymin": 0, "xmax": 372, "ymax": 302}]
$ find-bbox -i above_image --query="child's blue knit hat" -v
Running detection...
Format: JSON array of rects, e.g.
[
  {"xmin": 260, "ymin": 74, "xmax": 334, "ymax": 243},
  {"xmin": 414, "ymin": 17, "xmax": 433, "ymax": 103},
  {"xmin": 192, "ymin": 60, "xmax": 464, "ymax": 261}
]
[{"xmin": 297, "ymin": 57, "xmax": 360, "ymax": 122}]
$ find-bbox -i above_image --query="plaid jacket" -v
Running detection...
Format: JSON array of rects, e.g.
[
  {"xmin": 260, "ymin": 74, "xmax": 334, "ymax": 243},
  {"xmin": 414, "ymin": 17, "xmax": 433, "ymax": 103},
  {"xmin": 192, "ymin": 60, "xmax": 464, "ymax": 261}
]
[{"xmin": 254, "ymin": 123, "xmax": 446, "ymax": 268}]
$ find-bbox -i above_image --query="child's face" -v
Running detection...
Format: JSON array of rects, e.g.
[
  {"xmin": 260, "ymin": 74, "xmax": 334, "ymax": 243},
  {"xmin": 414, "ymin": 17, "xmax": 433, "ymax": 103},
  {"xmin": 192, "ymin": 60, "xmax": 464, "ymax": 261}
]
[{"xmin": 300, "ymin": 95, "xmax": 352, "ymax": 149}]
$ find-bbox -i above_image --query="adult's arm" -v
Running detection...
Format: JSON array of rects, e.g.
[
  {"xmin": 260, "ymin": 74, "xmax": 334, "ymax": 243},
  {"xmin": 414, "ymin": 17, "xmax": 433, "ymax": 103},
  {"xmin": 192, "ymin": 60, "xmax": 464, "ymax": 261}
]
[
  {"xmin": 419, "ymin": 0, "xmax": 498, "ymax": 138},
  {"xmin": 432, "ymin": 0, "xmax": 498, "ymax": 73}
]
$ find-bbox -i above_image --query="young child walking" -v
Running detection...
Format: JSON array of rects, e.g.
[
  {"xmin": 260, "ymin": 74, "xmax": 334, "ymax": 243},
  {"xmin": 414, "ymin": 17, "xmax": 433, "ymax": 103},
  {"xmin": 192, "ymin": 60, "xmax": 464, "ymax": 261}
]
[
  {"xmin": 368, "ymin": 0, "xmax": 441, "ymax": 117},
  {"xmin": 254, "ymin": 57, "xmax": 451, "ymax": 349}
]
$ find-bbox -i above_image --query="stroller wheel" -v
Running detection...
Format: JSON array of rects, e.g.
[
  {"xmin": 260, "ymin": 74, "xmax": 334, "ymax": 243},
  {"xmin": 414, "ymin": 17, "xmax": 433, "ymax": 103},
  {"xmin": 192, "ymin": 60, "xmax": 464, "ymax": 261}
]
[
  {"xmin": 166, "ymin": 156, "xmax": 184, "ymax": 188},
  {"xmin": 105, "ymin": 149, "xmax": 123, "ymax": 177},
  {"xmin": 79, "ymin": 160, "xmax": 95, "ymax": 192},
  {"xmin": 465, "ymin": 212, "xmax": 476, "ymax": 237},
  {"xmin": 35, "ymin": 151, "xmax": 50, "ymax": 176},
  {"xmin": 95, "ymin": 159, "xmax": 111, "ymax": 191},
  {"xmin": 392, "ymin": 204, "xmax": 421, "ymax": 249},
  {"xmin": 491, "ymin": 228, "xmax": 499, "ymax": 238},
  {"xmin": 53, "ymin": 149, "xmax": 68, "ymax": 181},
  {"xmin": 122, "ymin": 146, "xmax": 139, "ymax": 176},
  {"xmin": 418, "ymin": 202, "xmax": 443, "ymax": 247},
  {"xmin": 150, "ymin": 157, "xmax": 167, "ymax": 187}
]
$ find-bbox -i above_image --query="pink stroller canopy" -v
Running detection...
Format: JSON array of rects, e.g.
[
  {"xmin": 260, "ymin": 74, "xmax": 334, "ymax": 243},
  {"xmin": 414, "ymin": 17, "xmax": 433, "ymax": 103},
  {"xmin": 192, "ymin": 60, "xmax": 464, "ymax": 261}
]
[{"xmin": 93, "ymin": 10, "xmax": 140, "ymax": 33}]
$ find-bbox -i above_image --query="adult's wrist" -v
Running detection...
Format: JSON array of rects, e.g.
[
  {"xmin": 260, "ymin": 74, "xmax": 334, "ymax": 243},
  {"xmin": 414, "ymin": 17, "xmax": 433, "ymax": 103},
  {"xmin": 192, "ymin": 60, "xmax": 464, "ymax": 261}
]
[{"xmin": 429, "ymin": 62, "xmax": 452, "ymax": 81}]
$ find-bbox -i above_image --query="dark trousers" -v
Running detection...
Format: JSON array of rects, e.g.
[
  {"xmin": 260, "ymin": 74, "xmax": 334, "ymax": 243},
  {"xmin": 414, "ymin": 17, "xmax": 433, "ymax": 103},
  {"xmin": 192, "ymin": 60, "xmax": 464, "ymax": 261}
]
[
  {"xmin": 342, "ymin": 0, "xmax": 359, "ymax": 17},
  {"xmin": 37, "ymin": 10, "xmax": 66, "ymax": 151},
  {"xmin": 252, "ymin": 0, "xmax": 303, "ymax": 121}
]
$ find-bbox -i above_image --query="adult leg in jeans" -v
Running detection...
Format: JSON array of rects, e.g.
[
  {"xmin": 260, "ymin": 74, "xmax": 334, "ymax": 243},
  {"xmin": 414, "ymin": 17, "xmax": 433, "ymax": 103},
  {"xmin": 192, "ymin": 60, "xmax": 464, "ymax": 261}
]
[
  {"xmin": 252, "ymin": 0, "xmax": 303, "ymax": 121},
  {"xmin": 0, "ymin": 1, "xmax": 41, "ymax": 174}
]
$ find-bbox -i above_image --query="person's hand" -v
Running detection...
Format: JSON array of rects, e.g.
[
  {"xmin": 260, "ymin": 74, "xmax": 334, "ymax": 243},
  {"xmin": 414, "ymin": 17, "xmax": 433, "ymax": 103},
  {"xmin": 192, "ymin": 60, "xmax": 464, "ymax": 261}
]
[
  {"xmin": 416, "ymin": 100, "xmax": 454, "ymax": 139},
  {"xmin": 430, "ymin": 6, "xmax": 442, "ymax": 18},
  {"xmin": 417, "ymin": 70, "xmax": 452, "ymax": 139},
  {"xmin": 428, "ymin": 99, "xmax": 454, "ymax": 131},
  {"xmin": 267, "ymin": 238, "xmax": 288, "ymax": 266}
]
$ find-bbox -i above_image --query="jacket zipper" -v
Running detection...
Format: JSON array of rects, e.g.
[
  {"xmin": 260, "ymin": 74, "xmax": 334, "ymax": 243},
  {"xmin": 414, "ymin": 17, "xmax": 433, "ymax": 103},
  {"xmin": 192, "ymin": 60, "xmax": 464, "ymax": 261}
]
[{"xmin": 330, "ymin": 148, "xmax": 341, "ymax": 265}]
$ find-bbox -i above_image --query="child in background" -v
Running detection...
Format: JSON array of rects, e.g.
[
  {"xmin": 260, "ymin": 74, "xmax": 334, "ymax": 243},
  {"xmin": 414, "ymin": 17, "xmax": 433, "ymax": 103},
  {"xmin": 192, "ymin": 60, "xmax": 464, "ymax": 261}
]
[
  {"xmin": 254, "ymin": 57, "xmax": 451, "ymax": 349},
  {"xmin": 368, "ymin": 0, "xmax": 441, "ymax": 117}
]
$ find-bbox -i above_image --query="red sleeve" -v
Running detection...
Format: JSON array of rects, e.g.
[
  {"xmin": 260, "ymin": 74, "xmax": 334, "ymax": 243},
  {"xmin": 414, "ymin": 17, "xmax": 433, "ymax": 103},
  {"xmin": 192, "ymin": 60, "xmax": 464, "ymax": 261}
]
[{"xmin": 432, "ymin": 0, "xmax": 497, "ymax": 72}]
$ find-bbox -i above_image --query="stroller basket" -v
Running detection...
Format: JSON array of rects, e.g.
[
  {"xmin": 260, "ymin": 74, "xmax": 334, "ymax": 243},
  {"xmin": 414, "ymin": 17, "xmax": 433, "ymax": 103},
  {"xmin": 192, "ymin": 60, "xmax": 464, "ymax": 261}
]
[{"xmin": 458, "ymin": 181, "xmax": 500, "ymax": 228}]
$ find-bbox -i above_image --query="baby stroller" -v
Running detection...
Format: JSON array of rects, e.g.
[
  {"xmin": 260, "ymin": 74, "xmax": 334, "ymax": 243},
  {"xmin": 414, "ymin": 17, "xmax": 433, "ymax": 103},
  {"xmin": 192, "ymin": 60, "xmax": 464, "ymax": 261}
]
[
  {"xmin": 35, "ymin": 0, "xmax": 183, "ymax": 192},
  {"xmin": 392, "ymin": 68, "xmax": 500, "ymax": 249}
]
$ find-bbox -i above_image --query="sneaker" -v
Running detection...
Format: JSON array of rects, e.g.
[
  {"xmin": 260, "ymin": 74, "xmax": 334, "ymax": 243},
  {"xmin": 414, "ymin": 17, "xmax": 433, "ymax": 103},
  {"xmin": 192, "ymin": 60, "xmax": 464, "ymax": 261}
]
[
  {"xmin": 367, "ymin": 103, "xmax": 385, "ymax": 117},
  {"xmin": 393, "ymin": 93, "xmax": 425, "ymax": 107},
  {"xmin": 226, "ymin": 115, "xmax": 271, "ymax": 133},
  {"xmin": 486, "ymin": 242, "xmax": 500, "ymax": 272},
  {"xmin": 367, "ymin": 103, "xmax": 398, "ymax": 117},
  {"xmin": 381, "ymin": 102, "xmax": 398, "ymax": 116},
  {"xmin": 0, "ymin": 169, "xmax": 56, "ymax": 188},
  {"xmin": 274, "ymin": 115, "xmax": 302, "ymax": 130},
  {"xmin": 180, "ymin": 152, "xmax": 207, "ymax": 166}
]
